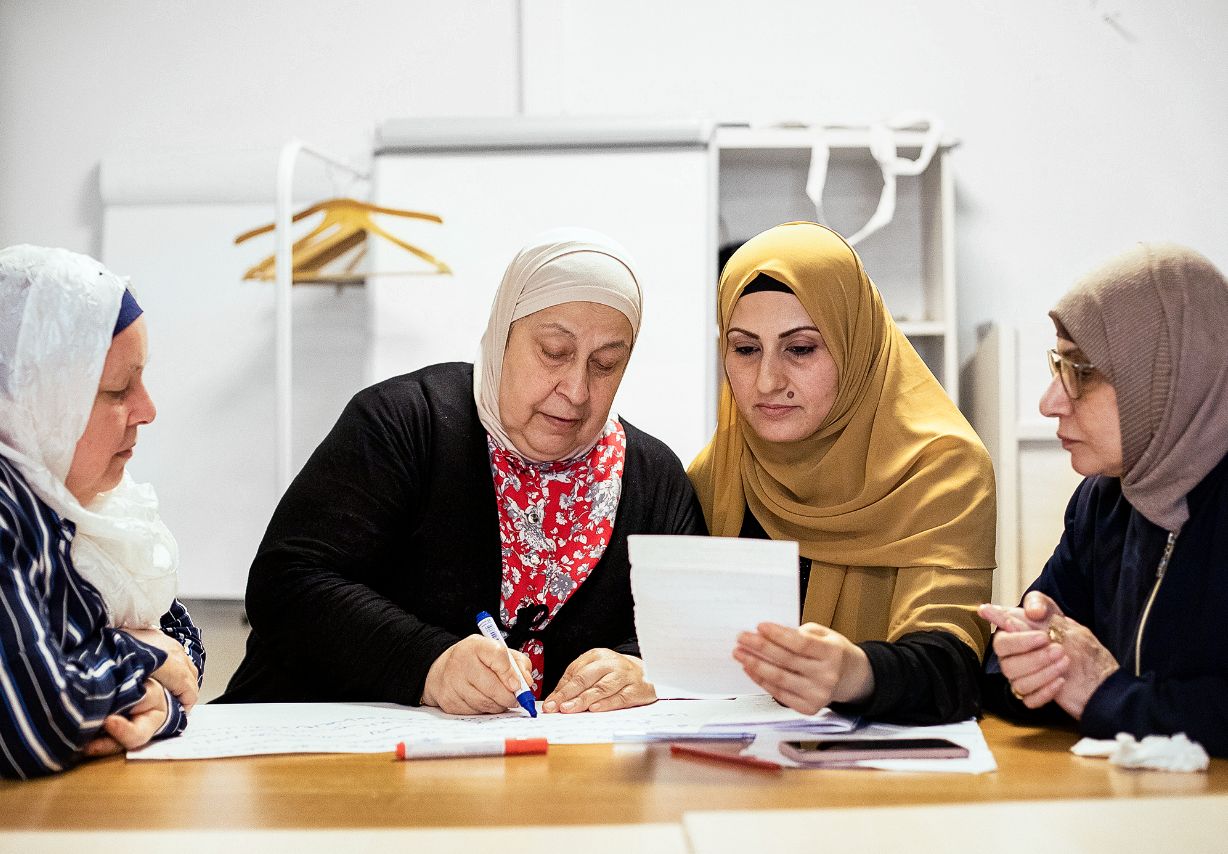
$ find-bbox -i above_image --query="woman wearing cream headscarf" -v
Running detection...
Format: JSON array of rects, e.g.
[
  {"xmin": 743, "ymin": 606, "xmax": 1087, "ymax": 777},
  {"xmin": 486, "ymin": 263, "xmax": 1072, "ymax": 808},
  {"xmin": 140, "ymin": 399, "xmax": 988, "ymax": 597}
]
[
  {"xmin": 690, "ymin": 222, "xmax": 995, "ymax": 724},
  {"xmin": 980, "ymin": 245, "xmax": 1228, "ymax": 756},
  {"xmin": 221, "ymin": 228, "xmax": 705, "ymax": 714},
  {"xmin": 0, "ymin": 245, "xmax": 204, "ymax": 780}
]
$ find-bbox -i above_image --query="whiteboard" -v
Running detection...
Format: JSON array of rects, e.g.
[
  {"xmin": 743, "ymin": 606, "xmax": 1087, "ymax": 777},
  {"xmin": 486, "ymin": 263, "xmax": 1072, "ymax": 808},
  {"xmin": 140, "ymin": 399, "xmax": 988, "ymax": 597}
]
[{"xmin": 370, "ymin": 145, "xmax": 716, "ymax": 463}]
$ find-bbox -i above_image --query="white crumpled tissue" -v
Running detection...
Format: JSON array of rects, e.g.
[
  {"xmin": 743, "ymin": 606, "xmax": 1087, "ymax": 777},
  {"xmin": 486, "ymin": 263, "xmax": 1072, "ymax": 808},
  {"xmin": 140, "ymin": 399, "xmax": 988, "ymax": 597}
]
[{"xmin": 1070, "ymin": 732, "xmax": 1209, "ymax": 772}]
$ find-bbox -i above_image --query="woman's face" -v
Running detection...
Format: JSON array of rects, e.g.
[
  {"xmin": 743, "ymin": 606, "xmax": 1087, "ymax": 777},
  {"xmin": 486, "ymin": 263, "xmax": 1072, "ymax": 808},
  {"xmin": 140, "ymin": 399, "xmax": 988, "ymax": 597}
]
[
  {"xmin": 1039, "ymin": 336, "xmax": 1123, "ymax": 477},
  {"xmin": 498, "ymin": 301, "xmax": 634, "ymax": 461},
  {"xmin": 725, "ymin": 291, "xmax": 839, "ymax": 444},
  {"xmin": 65, "ymin": 317, "xmax": 156, "ymax": 504}
]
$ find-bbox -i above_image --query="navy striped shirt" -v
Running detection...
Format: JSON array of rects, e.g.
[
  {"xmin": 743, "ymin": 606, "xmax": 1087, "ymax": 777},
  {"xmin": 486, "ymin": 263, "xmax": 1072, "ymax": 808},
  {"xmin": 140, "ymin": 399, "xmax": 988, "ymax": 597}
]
[{"xmin": 0, "ymin": 455, "xmax": 204, "ymax": 779}]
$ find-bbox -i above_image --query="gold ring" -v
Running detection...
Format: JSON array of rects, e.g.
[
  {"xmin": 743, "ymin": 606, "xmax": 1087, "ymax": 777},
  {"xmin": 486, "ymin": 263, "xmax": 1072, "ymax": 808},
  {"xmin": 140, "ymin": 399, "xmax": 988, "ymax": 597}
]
[{"xmin": 1047, "ymin": 621, "xmax": 1066, "ymax": 644}]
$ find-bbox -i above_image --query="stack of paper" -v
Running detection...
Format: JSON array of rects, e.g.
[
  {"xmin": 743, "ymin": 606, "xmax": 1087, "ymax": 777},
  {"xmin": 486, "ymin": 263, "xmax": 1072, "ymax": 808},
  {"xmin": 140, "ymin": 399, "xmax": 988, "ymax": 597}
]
[{"xmin": 633, "ymin": 706, "xmax": 857, "ymax": 742}]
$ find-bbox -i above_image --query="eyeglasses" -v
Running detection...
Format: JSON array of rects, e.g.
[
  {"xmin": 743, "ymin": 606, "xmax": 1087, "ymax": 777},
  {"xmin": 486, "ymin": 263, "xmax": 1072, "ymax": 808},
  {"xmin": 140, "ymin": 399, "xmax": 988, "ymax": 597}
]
[{"xmin": 1047, "ymin": 348, "xmax": 1097, "ymax": 400}]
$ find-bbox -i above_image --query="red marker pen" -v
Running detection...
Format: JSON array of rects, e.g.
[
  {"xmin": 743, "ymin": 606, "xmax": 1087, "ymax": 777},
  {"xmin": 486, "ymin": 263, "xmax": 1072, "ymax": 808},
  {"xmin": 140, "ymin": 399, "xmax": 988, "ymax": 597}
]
[{"xmin": 396, "ymin": 738, "xmax": 548, "ymax": 760}]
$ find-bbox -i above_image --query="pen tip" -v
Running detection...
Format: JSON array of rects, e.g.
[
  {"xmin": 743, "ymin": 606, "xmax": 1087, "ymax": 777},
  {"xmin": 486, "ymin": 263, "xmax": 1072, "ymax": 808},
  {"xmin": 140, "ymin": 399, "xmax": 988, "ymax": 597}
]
[{"xmin": 517, "ymin": 693, "xmax": 537, "ymax": 718}]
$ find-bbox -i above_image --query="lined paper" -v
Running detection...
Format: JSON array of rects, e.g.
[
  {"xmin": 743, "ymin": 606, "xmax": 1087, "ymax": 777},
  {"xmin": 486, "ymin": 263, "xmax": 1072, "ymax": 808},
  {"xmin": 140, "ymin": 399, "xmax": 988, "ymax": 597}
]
[{"xmin": 629, "ymin": 535, "xmax": 799, "ymax": 698}]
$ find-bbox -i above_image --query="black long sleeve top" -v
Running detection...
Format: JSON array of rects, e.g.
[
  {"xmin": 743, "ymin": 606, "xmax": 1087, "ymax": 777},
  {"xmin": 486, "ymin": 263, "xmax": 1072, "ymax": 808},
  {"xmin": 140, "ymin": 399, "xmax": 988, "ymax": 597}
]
[{"xmin": 218, "ymin": 362, "xmax": 706, "ymax": 705}]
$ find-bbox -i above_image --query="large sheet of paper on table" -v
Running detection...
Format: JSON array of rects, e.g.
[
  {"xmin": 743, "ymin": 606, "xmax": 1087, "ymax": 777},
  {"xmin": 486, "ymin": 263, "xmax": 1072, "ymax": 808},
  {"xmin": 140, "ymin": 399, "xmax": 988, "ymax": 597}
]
[
  {"xmin": 128, "ymin": 697, "xmax": 855, "ymax": 760},
  {"xmin": 628, "ymin": 535, "xmax": 799, "ymax": 698}
]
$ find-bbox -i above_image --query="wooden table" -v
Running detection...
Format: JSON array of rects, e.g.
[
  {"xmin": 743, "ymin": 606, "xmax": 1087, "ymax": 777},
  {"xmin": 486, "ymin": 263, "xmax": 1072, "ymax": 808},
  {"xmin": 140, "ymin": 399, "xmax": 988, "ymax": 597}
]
[{"xmin": 2, "ymin": 716, "xmax": 1225, "ymax": 833}]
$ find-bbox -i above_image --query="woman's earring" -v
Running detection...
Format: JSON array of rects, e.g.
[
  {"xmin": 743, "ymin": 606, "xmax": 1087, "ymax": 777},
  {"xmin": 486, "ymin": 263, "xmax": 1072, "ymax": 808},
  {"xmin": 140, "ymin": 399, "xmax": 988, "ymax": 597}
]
[{"xmin": 786, "ymin": 391, "xmax": 795, "ymax": 399}]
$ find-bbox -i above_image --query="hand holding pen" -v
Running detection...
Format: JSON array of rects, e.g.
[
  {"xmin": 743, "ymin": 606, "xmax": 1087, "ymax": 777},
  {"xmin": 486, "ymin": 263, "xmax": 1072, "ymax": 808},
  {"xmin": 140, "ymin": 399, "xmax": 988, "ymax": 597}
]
[
  {"xmin": 420, "ymin": 616, "xmax": 537, "ymax": 717},
  {"xmin": 476, "ymin": 611, "xmax": 538, "ymax": 717}
]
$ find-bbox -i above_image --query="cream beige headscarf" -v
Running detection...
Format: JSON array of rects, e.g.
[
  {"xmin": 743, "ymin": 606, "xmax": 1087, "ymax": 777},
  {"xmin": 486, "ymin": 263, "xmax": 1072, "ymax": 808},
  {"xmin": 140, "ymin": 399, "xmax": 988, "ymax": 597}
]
[
  {"xmin": 1051, "ymin": 243, "xmax": 1228, "ymax": 533},
  {"xmin": 688, "ymin": 222, "xmax": 996, "ymax": 571},
  {"xmin": 474, "ymin": 227, "xmax": 642, "ymax": 459}
]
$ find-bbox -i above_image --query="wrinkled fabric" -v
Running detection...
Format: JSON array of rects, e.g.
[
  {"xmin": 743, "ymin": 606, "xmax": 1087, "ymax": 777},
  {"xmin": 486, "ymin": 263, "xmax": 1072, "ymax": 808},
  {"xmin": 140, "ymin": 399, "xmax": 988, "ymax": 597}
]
[
  {"xmin": 473, "ymin": 227, "xmax": 642, "ymax": 459},
  {"xmin": 112, "ymin": 288, "xmax": 143, "ymax": 337},
  {"xmin": 1051, "ymin": 244, "xmax": 1228, "ymax": 533},
  {"xmin": 689, "ymin": 222, "xmax": 996, "ymax": 571},
  {"xmin": 0, "ymin": 245, "xmax": 177, "ymax": 627},
  {"xmin": 1071, "ymin": 733, "xmax": 1210, "ymax": 772}
]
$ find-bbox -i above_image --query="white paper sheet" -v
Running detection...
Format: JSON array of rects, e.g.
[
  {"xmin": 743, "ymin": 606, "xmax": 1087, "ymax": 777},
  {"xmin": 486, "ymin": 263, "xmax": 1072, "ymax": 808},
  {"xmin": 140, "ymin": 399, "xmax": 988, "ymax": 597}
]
[
  {"xmin": 628, "ymin": 535, "xmax": 799, "ymax": 698},
  {"xmin": 128, "ymin": 696, "xmax": 853, "ymax": 760},
  {"xmin": 742, "ymin": 718, "xmax": 997, "ymax": 774}
]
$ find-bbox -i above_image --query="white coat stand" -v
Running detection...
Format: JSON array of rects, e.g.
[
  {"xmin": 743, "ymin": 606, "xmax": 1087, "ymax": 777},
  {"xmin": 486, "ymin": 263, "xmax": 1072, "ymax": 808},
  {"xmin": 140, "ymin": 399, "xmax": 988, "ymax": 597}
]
[{"xmin": 273, "ymin": 139, "xmax": 371, "ymax": 494}]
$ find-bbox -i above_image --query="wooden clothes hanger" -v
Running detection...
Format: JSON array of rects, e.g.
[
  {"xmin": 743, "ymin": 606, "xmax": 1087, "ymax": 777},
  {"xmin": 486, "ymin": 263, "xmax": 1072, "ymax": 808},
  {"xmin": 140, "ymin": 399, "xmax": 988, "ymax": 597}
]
[{"xmin": 235, "ymin": 197, "xmax": 451, "ymax": 283}]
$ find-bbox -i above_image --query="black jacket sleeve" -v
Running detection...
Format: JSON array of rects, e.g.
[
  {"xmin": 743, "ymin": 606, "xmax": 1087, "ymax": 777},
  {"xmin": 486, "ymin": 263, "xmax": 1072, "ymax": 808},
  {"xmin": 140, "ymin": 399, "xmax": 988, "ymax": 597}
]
[
  {"xmin": 241, "ymin": 384, "xmax": 460, "ymax": 706},
  {"xmin": 833, "ymin": 630, "xmax": 983, "ymax": 725}
]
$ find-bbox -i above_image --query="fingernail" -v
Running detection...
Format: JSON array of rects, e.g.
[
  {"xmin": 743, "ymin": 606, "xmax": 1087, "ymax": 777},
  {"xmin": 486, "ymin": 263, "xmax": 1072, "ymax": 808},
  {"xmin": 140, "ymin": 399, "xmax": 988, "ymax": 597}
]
[
  {"xmin": 544, "ymin": 701, "xmax": 556, "ymax": 713},
  {"xmin": 561, "ymin": 700, "xmax": 575, "ymax": 710},
  {"xmin": 590, "ymin": 702, "xmax": 602, "ymax": 711}
]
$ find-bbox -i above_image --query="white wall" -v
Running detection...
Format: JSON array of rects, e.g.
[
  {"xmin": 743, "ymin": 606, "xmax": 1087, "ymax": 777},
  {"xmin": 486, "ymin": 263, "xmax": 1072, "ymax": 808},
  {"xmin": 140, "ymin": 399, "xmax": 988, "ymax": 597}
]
[
  {"xmin": 0, "ymin": 0, "xmax": 517, "ymax": 253},
  {"xmin": 520, "ymin": 0, "xmax": 1228, "ymax": 364}
]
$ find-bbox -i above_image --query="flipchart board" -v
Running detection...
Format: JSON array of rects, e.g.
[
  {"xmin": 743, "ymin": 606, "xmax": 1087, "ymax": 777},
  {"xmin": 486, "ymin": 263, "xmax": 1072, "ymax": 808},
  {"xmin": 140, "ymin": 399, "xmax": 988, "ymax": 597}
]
[{"xmin": 368, "ymin": 118, "xmax": 718, "ymax": 466}]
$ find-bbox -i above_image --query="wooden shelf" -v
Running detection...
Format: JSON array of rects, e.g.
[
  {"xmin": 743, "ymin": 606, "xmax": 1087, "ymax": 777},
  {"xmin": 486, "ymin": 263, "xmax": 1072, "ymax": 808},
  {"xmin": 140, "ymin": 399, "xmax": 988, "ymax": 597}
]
[{"xmin": 715, "ymin": 126, "xmax": 959, "ymax": 151}]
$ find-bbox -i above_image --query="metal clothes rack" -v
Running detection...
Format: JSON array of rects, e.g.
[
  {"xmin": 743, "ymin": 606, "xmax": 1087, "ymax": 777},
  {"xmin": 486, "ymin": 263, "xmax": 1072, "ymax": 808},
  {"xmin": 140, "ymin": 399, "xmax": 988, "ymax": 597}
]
[{"xmin": 272, "ymin": 139, "xmax": 371, "ymax": 493}]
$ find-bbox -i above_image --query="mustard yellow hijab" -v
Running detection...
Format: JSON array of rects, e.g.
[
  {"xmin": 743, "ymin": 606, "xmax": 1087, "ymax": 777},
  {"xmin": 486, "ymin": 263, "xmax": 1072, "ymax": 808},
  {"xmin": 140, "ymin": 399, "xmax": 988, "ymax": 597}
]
[{"xmin": 688, "ymin": 222, "xmax": 995, "ymax": 571}]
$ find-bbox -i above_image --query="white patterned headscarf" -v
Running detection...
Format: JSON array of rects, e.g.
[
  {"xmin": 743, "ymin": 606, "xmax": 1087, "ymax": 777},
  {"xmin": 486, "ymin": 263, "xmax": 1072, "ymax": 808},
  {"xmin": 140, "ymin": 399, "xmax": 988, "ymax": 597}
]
[
  {"xmin": 0, "ymin": 245, "xmax": 177, "ymax": 627},
  {"xmin": 473, "ymin": 227, "xmax": 643, "ymax": 459}
]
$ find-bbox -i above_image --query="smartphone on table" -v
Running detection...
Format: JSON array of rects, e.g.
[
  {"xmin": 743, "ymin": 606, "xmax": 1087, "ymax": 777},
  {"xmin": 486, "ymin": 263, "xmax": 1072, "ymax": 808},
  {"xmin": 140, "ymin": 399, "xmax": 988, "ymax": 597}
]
[{"xmin": 780, "ymin": 737, "xmax": 969, "ymax": 764}]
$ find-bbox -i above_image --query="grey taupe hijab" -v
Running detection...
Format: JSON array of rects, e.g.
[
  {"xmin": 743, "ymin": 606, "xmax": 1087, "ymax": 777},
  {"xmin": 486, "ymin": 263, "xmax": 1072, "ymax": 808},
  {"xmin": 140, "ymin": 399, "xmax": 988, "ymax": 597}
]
[{"xmin": 1051, "ymin": 243, "xmax": 1228, "ymax": 533}]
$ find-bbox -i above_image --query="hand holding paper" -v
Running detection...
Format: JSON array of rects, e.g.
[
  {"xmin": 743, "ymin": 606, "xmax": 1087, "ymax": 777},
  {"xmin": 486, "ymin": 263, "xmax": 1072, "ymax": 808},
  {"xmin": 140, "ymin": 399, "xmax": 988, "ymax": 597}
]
[
  {"xmin": 629, "ymin": 535, "xmax": 798, "ymax": 698},
  {"xmin": 734, "ymin": 622, "xmax": 874, "ymax": 715}
]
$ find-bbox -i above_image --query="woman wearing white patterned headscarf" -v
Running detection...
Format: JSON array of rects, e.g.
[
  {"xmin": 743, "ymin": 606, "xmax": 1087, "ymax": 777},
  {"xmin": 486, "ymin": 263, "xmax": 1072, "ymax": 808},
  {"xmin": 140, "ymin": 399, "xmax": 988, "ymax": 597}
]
[{"xmin": 0, "ymin": 245, "xmax": 204, "ymax": 780}]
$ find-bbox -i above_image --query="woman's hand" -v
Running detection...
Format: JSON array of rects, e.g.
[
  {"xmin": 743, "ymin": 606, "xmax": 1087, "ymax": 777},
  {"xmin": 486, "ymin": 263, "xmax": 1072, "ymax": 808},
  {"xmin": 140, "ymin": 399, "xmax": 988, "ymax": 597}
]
[
  {"xmin": 82, "ymin": 679, "xmax": 169, "ymax": 758},
  {"xmin": 421, "ymin": 635, "xmax": 534, "ymax": 716},
  {"xmin": 542, "ymin": 649, "xmax": 655, "ymax": 713},
  {"xmin": 979, "ymin": 592, "xmax": 1119, "ymax": 718},
  {"xmin": 124, "ymin": 627, "xmax": 199, "ymax": 712},
  {"xmin": 733, "ymin": 622, "xmax": 874, "ymax": 716}
]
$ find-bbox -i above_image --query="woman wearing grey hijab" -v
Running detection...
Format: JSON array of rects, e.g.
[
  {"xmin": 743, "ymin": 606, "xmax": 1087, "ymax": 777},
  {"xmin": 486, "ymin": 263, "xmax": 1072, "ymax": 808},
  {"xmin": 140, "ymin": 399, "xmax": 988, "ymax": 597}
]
[
  {"xmin": 980, "ymin": 244, "xmax": 1228, "ymax": 756},
  {"xmin": 220, "ymin": 228, "xmax": 705, "ymax": 715}
]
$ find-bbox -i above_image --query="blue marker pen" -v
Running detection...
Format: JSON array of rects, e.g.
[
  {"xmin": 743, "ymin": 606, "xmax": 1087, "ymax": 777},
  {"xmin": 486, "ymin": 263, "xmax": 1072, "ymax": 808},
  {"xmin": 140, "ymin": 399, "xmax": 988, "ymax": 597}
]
[{"xmin": 475, "ymin": 611, "xmax": 537, "ymax": 718}]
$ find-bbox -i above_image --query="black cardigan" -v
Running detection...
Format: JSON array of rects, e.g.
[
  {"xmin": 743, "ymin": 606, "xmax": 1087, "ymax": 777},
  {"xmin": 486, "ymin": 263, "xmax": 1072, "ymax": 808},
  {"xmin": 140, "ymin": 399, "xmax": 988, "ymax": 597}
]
[
  {"xmin": 219, "ymin": 362, "xmax": 706, "ymax": 704},
  {"xmin": 984, "ymin": 450, "xmax": 1228, "ymax": 756}
]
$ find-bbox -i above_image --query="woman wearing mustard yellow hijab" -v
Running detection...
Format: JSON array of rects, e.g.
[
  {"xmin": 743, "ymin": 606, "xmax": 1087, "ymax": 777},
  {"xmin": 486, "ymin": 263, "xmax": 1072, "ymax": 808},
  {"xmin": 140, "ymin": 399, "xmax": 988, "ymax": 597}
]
[{"xmin": 689, "ymin": 222, "xmax": 995, "ymax": 724}]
